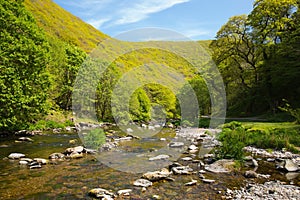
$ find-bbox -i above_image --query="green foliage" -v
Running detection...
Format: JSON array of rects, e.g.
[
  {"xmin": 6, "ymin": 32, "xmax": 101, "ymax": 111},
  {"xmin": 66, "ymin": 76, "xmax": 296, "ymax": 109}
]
[
  {"xmin": 129, "ymin": 88, "xmax": 151, "ymax": 122},
  {"xmin": 0, "ymin": 0, "xmax": 50, "ymax": 131},
  {"xmin": 211, "ymin": 0, "xmax": 300, "ymax": 116},
  {"xmin": 144, "ymin": 84, "xmax": 178, "ymax": 119},
  {"xmin": 82, "ymin": 129, "xmax": 106, "ymax": 150},
  {"xmin": 29, "ymin": 120, "xmax": 64, "ymax": 130},
  {"xmin": 216, "ymin": 121, "xmax": 300, "ymax": 160},
  {"xmin": 279, "ymin": 100, "xmax": 300, "ymax": 124},
  {"xmin": 216, "ymin": 122, "xmax": 246, "ymax": 160},
  {"xmin": 95, "ymin": 63, "xmax": 121, "ymax": 121},
  {"xmin": 55, "ymin": 44, "xmax": 87, "ymax": 110}
]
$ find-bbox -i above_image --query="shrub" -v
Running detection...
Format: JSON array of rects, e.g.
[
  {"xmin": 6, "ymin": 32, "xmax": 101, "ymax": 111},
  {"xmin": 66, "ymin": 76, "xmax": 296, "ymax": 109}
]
[
  {"xmin": 215, "ymin": 122, "xmax": 246, "ymax": 160},
  {"xmin": 82, "ymin": 129, "xmax": 106, "ymax": 150}
]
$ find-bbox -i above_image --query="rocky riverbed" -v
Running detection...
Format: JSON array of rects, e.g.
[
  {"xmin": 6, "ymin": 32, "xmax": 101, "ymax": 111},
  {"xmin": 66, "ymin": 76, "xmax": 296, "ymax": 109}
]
[{"xmin": 1, "ymin": 125, "xmax": 300, "ymax": 199}]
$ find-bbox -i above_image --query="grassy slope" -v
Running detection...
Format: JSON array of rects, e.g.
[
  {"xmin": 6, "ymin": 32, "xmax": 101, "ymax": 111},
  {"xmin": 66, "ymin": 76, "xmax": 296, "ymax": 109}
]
[
  {"xmin": 24, "ymin": 0, "xmax": 109, "ymax": 53},
  {"xmin": 24, "ymin": 0, "xmax": 212, "ymax": 76}
]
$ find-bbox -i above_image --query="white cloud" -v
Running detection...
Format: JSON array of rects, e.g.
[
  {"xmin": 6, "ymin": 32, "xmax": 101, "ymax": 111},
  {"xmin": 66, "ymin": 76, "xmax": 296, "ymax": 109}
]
[
  {"xmin": 114, "ymin": 0, "xmax": 190, "ymax": 25},
  {"xmin": 88, "ymin": 18, "xmax": 111, "ymax": 29},
  {"xmin": 182, "ymin": 29, "xmax": 211, "ymax": 38}
]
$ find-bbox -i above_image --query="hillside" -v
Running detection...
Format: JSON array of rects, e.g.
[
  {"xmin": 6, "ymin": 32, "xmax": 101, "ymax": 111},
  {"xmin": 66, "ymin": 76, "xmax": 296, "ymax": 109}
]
[{"xmin": 24, "ymin": 0, "xmax": 109, "ymax": 52}]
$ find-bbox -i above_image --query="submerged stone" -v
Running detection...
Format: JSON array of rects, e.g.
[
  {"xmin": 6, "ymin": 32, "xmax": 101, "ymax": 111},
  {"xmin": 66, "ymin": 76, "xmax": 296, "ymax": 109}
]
[
  {"xmin": 169, "ymin": 142, "xmax": 184, "ymax": 148},
  {"xmin": 149, "ymin": 154, "xmax": 170, "ymax": 161}
]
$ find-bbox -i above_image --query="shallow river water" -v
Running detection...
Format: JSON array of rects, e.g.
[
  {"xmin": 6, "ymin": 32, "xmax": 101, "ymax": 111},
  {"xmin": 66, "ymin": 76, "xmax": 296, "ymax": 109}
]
[{"xmin": 0, "ymin": 128, "xmax": 299, "ymax": 199}]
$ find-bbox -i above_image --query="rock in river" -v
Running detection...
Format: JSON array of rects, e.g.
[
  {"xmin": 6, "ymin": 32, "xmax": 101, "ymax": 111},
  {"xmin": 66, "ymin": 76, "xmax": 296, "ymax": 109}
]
[
  {"xmin": 149, "ymin": 154, "xmax": 170, "ymax": 161},
  {"xmin": 16, "ymin": 137, "xmax": 34, "ymax": 142},
  {"xmin": 185, "ymin": 179, "xmax": 197, "ymax": 186},
  {"xmin": 171, "ymin": 166, "xmax": 193, "ymax": 175},
  {"xmin": 133, "ymin": 179, "xmax": 153, "ymax": 187},
  {"xmin": 168, "ymin": 142, "xmax": 185, "ymax": 148},
  {"xmin": 8, "ymin": 153, "xmax": 25, "ymax": 159},
  {"xmin": 117, "ymin": 189, "xmax": 132, "ymax": 196},
  {"xmin": 277, "ymin": 159, "xmax": 299, "ymax": 172},
  {"xmin": 33, "ymin": 158, "xmax": 48, "ymax": 165},
  {"xmin": 142, "ymin": 168, "xmax": 170, "ymax": 181},
  {"xmin": 88, "ymin": 188, "xmax": 115, "ymax": 199},
  {"xmin": 49, "ymin": 153, "xmax": 65, "ymax": 160},
  {"xmin": 204, "ymin": 159, "xmax": 235, "ymax": 173},
  {"xmin": 244, "ymin": 170, "xmax": 258, "ymax": 178}
]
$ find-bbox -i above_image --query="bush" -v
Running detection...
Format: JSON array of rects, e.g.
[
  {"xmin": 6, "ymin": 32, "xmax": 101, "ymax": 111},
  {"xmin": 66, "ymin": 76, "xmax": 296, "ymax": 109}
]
[
  {"xmin": 82, "ymin": 129, "xmax": 106, "ymax": 150},
  {"xmin": 215, "ymin": 121, "xmax": 300, "ymax": 160},
  {"xmin": 215, "ymin": 122, "xmax": 246, "ymax": 160}
]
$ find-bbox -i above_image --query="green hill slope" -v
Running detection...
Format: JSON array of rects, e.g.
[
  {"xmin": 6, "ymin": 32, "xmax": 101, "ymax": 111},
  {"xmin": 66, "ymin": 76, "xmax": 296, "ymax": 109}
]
[{"xmin": 24, "ymin": 0, "xmax": 109, "ymax": 52}]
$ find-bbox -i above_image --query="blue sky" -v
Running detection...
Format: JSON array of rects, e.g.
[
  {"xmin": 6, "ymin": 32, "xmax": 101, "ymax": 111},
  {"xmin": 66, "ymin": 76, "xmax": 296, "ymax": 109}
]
[{"xmin": 53, "ymin": 0, "xmax": 254, "ymax": 41}]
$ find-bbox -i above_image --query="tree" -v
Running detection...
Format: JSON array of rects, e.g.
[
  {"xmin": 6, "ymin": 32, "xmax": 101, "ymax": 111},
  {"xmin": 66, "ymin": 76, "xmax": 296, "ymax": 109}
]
[
  {"xmin": 211, "ymin": 0, "xmax": 300, "ymax": 115},
  {"xmin": 129, "ymin": 88, "xmax": 151, "ymax": 122},
  {"xmin": 249, "ymin": 0, "xmax": 299, "ymax": 111},
  {"xmin": 55, "ymin": 44, "xmax": 86, "ymax": 110},
  {"xmin": 210, "ymin": 15, "xmax": 259, "ymax": 114},
  {"xmin": 0, "ymin": 0, "xmax": 50, "ymax": 130},
  {"xmin": 96, "ymin": 63, "xmax": 121, "ymax": 121}
]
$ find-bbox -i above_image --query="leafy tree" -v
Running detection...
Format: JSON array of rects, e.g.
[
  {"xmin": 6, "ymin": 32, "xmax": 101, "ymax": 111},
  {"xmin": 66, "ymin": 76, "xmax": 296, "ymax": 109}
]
[
  {"xmin": 0, "ymin": 0, "xmax": 50, "ymax": 130},
  {"xmin": 96, "ymin": 63, "xmax": 121, "ymax": 121},
  {"xmin": 129, "ymin": 88, "xmax": 151, "ymax": 122},
  {"xmin": 144, "ymin": 84, "xmax": 178, "ymax": 119},
  {"xmin": 55, "ymin": 44, "xmax": 86, "ymax": 110},
  {"xmin": 211, "ymin": 0, "xmax": 300, "ymax": 116},
  {"xmin": 210, "ymin": 15, "xmax": 259, "ymax": 114}
]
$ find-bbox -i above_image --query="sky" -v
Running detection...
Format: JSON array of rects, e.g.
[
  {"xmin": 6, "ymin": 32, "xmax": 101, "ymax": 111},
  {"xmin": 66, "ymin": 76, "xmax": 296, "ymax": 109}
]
[{"xmin": 53, "ymin": 0, "xmax": 254, "ymax": 41}]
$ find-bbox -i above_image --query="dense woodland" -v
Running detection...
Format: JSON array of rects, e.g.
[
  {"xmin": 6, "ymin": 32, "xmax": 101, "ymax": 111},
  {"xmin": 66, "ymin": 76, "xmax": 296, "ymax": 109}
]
[{"xmin": 0, "ymin": 0, "xmax": 300, "ymax": 131}]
